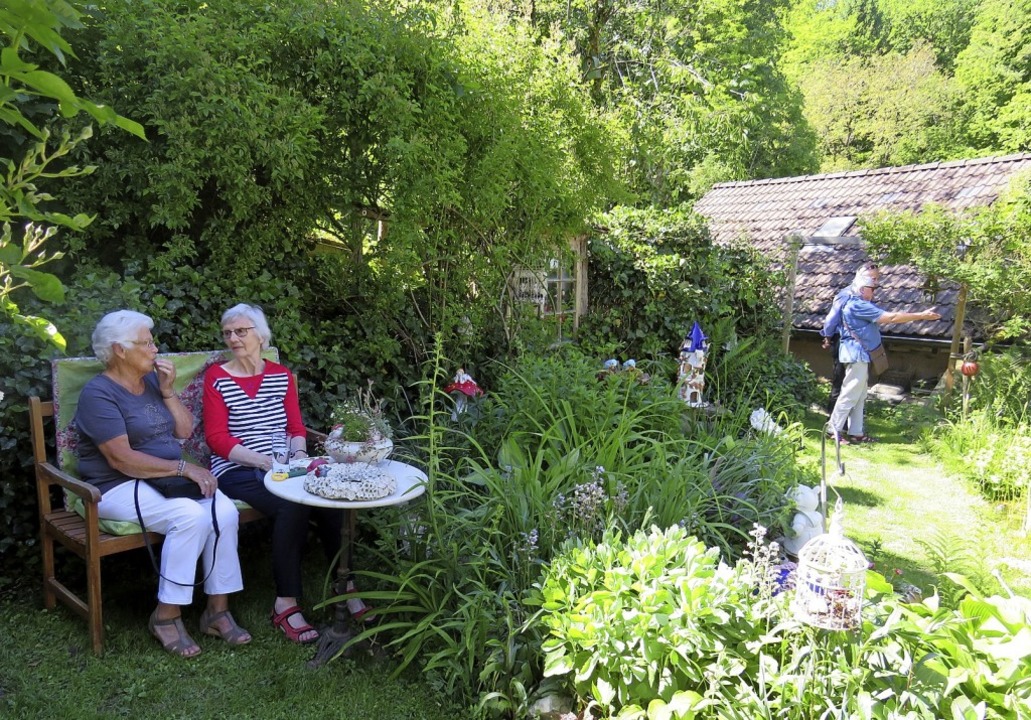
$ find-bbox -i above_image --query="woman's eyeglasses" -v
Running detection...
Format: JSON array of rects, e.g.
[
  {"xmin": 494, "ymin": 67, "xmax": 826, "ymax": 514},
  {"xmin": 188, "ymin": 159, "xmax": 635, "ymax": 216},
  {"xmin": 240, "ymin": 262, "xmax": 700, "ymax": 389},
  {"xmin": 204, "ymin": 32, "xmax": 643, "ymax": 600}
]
[
  {"xmin": 127, "ymin": 339, "xmax": 158, "ymax": 349},
  {"xmin": 222, "ymin": 327, "xmax": 256, "ymax": 340}
]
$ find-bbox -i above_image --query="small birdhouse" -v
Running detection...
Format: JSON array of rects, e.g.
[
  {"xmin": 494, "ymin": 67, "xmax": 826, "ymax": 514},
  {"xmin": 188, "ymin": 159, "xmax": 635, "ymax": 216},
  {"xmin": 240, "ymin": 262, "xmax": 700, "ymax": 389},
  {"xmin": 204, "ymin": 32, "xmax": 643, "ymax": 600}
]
[{"xmin": 792, "ymin": 503, "xmax": 867, "ymax": 630}]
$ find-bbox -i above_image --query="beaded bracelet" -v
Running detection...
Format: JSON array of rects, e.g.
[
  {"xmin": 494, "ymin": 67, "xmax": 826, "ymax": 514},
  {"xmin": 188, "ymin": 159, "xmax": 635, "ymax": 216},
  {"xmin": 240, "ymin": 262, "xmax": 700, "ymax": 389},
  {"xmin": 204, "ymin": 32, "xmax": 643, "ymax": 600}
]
[{"xmin": 176, "ymin": 458, "xmax": 186, "ymax": 477}]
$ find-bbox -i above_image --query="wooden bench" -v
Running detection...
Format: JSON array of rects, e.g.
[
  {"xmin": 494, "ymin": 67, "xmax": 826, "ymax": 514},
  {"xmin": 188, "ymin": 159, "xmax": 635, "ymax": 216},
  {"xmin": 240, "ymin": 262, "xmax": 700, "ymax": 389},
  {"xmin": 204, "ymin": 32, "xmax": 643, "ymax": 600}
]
[{"xmin": 28, "ymin": 349, "xmax": 318, "ymax": 654}]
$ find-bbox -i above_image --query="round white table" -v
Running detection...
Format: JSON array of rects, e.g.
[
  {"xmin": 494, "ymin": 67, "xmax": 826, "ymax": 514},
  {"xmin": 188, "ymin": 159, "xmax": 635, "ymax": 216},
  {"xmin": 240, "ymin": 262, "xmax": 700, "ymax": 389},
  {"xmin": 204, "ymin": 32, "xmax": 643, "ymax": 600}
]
[{"xmin": 264, "ymin": 459, "xmax": 427, "ymax": 666}]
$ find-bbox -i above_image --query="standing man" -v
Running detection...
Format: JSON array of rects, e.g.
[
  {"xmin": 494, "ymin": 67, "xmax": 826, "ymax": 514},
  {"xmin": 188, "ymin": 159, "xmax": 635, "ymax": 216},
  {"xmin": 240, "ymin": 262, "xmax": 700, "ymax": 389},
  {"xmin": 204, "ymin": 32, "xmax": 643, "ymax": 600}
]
[
  {"xmin": 821, "ymin": 262, "xmax": 880, "ymax": 416},
  {"xmin": 825, "ymin": 267, "xmax": 941, "ymax": 444}
]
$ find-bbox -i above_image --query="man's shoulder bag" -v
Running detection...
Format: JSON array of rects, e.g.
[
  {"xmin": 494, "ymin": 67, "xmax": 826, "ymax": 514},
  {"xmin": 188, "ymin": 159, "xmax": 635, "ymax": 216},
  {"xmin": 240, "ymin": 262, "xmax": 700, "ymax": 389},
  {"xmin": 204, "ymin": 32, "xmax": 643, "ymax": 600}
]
[
  {"xmin": 868, "ymin": 344, "xmax": 889, "ymax": 375},
  {"xmin": 842, "ymin": 300, "xmax": 890, "ymax": 375}
]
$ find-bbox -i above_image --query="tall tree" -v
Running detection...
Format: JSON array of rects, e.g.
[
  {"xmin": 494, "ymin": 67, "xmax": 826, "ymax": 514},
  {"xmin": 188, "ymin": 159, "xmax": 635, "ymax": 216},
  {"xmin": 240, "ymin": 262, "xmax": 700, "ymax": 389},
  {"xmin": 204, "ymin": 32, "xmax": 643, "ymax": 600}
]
[
  {"xmin": 880, "ymin": 0, "xmax": 979, "ymax": 70},
  {"xmin": 495, "ymin": 0, "xmax": 819, "ymax": 202},
  {"xmin": 799, "ymin": 44, "xmax": 965, "ymax": 170},
  {"xmin": 953, "ymin": 0, "xmax": 1031, "ymax": 153}
]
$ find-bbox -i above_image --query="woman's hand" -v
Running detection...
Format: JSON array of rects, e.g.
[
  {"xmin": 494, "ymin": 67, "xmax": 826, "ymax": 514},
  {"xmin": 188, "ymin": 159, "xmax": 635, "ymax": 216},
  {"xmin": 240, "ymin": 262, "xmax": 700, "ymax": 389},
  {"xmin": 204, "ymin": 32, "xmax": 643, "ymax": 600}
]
[
  {"xmin": 181, "ymin": 462, "xmax": 218, "ymax": 498},
  {"xmin": 155, "ymin": 359, "xmax": 177, "ymax": 398}
]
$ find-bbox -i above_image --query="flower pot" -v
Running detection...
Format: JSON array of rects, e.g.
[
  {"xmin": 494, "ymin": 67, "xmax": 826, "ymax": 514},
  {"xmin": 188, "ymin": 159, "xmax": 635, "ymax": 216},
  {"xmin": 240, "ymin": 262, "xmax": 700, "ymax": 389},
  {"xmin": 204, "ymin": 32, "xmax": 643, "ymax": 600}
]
[{"xmin": 324, "ymin": 437, "xmax": 393, "ymax": 465}]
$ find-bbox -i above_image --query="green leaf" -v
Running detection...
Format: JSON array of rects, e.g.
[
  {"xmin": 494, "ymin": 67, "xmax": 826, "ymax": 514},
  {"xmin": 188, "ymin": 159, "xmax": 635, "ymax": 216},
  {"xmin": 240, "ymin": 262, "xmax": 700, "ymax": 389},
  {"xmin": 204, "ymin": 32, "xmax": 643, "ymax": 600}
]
[
  {"xmin": 18, "ymin": 70, "xmax": 80, "ymax": 109},
  {"xmin": 8, "ymin": 266, "xmax": 66, "ymax": 303},
  {"xmin": 14, "ymin": 313, "xmax": 66, "ymax": 351},
  {"xmin": 0, "ymin": 47, "xmax": 34, "ymax": 74},
  {"xmin": 0, "ymin": 243, "xmax": 22, "ymax": 264},
  {"xmin": 542, "ymin": 648, "xmax": 572, "ymax": 677},
  {"xmin": 114, "ymin": 114, "xmax": 147, "ymax": 140}
]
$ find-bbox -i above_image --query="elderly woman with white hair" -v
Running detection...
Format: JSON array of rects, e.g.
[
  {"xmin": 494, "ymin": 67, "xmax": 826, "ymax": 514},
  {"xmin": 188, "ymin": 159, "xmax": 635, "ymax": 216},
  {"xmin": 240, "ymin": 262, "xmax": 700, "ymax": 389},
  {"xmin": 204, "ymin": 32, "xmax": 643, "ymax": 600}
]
[
  {"xmin": 74, "ymin": 310, "xmax": 251, "ymax": 658},
  {"xmin": 825, "ymin": 267, "xmax": 941, "ymax": 444},
  {"xmin": 203, "ymin": 303, "xmax": 344, "ymax": 644}
]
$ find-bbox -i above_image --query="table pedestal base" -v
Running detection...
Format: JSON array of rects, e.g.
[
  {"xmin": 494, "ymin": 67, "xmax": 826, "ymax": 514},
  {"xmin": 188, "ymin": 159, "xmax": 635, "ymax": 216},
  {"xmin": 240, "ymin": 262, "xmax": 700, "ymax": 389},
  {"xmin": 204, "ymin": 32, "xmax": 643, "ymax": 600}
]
[
  {"xmin": 308, "ymin": 624, "xmax": 354, "ymax": 668},
  {"xmin": 309, "ymin": 508, "xmax": 357, "ymax": 668}
]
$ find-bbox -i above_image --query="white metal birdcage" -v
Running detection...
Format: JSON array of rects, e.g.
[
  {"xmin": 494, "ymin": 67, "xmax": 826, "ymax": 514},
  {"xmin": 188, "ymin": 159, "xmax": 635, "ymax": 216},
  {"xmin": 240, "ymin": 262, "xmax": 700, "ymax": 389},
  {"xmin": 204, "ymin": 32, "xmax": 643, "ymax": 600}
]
[{"xmin": 792, "ymin": 502, "xmax": 867, "ymax": 630}]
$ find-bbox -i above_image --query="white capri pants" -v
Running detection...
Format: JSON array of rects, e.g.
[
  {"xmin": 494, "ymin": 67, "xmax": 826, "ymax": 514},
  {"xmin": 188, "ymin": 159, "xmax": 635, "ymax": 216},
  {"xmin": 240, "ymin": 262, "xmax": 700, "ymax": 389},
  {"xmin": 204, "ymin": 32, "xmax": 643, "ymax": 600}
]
[
  {"xmin": 828, "ymin": 361, "xmax": 869, "ymax": 437},
  {"xmin": 98, "ymin": 481, "xmax": 244, "ymax": 606}
]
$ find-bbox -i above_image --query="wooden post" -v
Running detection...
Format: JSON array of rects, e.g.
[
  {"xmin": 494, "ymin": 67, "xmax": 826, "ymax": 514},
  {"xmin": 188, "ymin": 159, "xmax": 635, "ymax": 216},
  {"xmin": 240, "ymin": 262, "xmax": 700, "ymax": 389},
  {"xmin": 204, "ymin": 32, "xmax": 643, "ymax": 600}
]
[
  {"xmin": 945, "ymin": 284, "xmax": 968, "ymax": 394},
  {"xmin": 572, "ymin": 235, "xmax": 588, "ymax": 331},
  {"xmin": 782, "ymin": 234, "xmax": 803, "ymax": 354},
  {"xmin": 961, "ymin": 336, "xmax": 972, "ymax": 419}
]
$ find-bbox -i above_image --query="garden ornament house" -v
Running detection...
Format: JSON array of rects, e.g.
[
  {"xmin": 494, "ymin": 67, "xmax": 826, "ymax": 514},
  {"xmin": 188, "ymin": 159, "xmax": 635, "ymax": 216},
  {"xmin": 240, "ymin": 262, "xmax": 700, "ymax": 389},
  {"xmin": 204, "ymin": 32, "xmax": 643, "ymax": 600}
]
[
  {"xmin": 677, "ymin": 322, "xmax": 709, "ymax": 407},
  {"xmin": 695, "ymin": 153, "xmax": 1031, "ymax": 389}
]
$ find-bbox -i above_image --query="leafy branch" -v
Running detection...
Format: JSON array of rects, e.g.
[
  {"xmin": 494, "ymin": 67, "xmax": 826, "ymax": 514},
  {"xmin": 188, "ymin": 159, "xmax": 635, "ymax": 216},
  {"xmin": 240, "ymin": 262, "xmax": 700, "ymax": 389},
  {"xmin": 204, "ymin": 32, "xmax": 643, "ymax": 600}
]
[{"xmin": 0, "ymin": 0, "xmax": 144, "ymax": 348}]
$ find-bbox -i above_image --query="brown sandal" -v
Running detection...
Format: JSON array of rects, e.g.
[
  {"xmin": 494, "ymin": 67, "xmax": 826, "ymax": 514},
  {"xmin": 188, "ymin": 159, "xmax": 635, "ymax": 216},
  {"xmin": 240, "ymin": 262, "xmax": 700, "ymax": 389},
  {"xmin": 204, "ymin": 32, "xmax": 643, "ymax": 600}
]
[
  {"xmin": 149, "ymin": 610, "xmax": 202, "ymax": 658},
  {"xmin": 199, "ymin": 609, "xmax": 252, "ymax": 645}
]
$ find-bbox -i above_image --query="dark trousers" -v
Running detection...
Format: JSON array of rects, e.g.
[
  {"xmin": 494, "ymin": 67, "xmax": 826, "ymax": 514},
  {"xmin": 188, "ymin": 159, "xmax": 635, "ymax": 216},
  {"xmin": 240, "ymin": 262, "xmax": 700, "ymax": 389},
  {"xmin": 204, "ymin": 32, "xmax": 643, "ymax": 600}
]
[
  {"xmin": 218, "ymin": 466, "xmax": 342, "ymax": 599},
  {"xmin": 827, "ymin": 335, "xmax": 845, "ymax": 415}
]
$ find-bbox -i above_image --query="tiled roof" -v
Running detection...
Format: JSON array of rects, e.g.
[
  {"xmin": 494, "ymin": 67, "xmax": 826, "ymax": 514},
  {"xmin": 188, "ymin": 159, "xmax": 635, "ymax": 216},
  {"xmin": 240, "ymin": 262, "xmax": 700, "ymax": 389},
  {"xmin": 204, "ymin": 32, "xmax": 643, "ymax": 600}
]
[{"xmin": 694, "ymin": 154, "xmax": 1031, "ymax": 340}]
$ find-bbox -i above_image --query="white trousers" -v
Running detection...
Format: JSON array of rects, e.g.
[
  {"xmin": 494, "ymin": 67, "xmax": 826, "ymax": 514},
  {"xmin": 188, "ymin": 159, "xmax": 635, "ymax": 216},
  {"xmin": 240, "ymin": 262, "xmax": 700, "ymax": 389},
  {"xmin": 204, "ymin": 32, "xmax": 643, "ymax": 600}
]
[
  {"xmin": 829, "ymin": 361, "xmax": 868, "ymax": 437},
  {"xmin": 99, "ymin": 481, "xmax": 244, "ymax": 606}
]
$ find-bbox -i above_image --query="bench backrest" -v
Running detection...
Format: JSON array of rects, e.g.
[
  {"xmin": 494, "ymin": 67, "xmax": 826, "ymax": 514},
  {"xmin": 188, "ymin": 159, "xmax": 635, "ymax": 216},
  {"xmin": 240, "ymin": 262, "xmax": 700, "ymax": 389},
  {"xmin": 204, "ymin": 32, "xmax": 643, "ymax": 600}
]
[{"xmin": 53, "ymin": 348, "xmax": 280, "ymax": 474}]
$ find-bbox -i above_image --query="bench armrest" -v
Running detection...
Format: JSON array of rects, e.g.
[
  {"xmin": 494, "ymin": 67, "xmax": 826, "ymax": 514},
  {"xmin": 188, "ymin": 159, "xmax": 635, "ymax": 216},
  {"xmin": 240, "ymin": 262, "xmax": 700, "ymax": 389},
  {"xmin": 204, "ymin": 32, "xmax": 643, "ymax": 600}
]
[{"xmin": 36, "ymin": 460, "xmax": 102, "ymax": 505}]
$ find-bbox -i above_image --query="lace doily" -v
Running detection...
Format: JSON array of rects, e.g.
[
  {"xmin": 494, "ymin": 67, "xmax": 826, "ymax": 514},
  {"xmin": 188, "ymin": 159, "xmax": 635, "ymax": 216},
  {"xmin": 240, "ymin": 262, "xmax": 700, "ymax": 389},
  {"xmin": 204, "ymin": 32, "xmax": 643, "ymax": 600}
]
[{"xmin": 303, "ymin": 463, "xmax": 396, "ymax": 501}]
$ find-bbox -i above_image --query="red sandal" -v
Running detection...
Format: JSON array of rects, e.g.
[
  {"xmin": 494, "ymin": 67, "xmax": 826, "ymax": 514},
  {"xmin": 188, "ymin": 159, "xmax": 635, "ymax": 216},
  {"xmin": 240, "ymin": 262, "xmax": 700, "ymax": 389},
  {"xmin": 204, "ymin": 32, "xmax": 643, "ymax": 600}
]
[{"xmin": 270, "ymin": 605, "xmax": 320, "ymax": 644}]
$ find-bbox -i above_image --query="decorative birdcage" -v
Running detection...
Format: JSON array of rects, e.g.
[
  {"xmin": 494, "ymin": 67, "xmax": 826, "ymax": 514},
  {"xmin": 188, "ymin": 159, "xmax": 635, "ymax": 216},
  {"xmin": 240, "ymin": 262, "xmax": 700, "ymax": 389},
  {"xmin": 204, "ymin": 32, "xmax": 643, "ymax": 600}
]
[{"xmin": 792, "ymin": 501, "xmax": 867, "ymax": 630}]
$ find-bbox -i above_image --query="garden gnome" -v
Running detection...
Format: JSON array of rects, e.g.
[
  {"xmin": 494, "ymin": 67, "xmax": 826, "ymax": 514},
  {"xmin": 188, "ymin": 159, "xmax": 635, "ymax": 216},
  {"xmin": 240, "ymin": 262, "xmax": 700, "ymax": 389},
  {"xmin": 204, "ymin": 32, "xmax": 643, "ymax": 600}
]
[
  {"xmin": 443, "ymin": 367, "xmax": 484, "ymax": 420},
  {"xmin": 622, "ymin": 359, "xmax": 651, "ymax": 384},
  {"xmin": 597, "ymin": 358, "xmax": 620, "ymax": 381},
  {"xmin": 677, "ymin": 322, "xmax": 709, "ymax": 407},
  {"xmin": 782, "ymin": 485, "xmax": 825, "ymax": 557}
]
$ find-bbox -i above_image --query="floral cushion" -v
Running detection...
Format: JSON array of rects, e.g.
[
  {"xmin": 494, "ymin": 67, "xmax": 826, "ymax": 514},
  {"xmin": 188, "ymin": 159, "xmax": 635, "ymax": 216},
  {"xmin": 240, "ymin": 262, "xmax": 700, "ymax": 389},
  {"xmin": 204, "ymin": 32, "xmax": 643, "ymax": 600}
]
[{"xmin": 53, "ymin": 349, "xmax": 279, "ymax": 535}]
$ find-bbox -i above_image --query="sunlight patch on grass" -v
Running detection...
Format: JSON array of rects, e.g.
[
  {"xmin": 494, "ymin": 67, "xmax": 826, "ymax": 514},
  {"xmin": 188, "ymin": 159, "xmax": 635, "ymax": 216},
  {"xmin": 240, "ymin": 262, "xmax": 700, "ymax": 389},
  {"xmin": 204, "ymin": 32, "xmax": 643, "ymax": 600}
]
[{"xmin": 800, "ymin": 402, "xmax": 1031, "ymax": 597}]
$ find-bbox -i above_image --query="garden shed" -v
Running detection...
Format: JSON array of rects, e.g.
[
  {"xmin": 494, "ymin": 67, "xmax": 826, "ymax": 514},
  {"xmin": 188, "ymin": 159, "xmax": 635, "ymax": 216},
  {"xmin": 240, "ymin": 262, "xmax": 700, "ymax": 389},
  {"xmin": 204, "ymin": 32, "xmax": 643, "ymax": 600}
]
[{"xmin": 695, "ymin": 153, "xmax": 1031, "ymax": 387}]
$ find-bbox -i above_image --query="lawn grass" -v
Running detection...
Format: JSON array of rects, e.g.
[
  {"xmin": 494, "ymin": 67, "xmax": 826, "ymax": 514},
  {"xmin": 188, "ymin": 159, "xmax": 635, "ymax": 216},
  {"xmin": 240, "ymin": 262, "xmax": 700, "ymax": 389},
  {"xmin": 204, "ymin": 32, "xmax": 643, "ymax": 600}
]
[
  {"xmin": 798, "ymin": 397, "xmax": 1031, "ymax": 598},
  {"xmin": 0, "ymin": 523, "xmax": 462, "ymax": 720}
]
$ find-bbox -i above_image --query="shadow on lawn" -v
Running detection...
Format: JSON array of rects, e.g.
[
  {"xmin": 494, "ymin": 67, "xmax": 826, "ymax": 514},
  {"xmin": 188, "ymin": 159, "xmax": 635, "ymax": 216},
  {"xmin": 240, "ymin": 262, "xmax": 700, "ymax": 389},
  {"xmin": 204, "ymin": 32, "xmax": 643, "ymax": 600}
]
[
  {"xmin": 827, "ymin": 485, "xmax": 881, "ymax": 508},
  {"xmin": 858, "ymin": 543, "xmax": 938, "ymax": 596}
]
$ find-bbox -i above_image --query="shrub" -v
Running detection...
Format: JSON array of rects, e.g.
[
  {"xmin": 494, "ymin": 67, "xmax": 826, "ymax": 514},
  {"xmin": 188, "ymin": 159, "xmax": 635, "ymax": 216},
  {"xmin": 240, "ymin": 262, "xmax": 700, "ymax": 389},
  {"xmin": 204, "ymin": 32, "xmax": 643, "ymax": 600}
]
[
  {"xmin": 347, "ymin": 350, "xmax": 809, "ymax": 715},
  {"xmin": 966, "ymin": 343, "xmax": 1031, "ymax": 424},
  {"xmin": 537, "ymin": 525, "xmax": 754, "ymax": 716},
  {"xmin": 536, "ymin": 526, "xmax": 1031, "ymax": 719},
  {"xmin": 929, "ymin": 409, "xmax": 1031, "ymax": 502},
  {"xmin": 578, "ymin": 205, "xmax": 783, "ymax": 363}
]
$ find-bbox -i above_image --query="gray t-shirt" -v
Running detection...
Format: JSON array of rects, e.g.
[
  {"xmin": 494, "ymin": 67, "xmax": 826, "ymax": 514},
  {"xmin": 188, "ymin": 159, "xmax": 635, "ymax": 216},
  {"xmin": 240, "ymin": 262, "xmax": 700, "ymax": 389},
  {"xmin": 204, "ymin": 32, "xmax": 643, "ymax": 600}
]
[{"xmin": 75, "ymin": 372, "xmax": 182, "ymax": 493}]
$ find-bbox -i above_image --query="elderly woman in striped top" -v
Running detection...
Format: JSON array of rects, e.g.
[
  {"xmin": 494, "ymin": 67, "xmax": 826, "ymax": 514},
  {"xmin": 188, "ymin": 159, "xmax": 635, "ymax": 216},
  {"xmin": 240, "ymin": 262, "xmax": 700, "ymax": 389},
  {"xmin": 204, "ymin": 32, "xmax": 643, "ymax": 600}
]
[{"xmin": 203, "ymin": 303, "xmax": 342, "ymax": 644}]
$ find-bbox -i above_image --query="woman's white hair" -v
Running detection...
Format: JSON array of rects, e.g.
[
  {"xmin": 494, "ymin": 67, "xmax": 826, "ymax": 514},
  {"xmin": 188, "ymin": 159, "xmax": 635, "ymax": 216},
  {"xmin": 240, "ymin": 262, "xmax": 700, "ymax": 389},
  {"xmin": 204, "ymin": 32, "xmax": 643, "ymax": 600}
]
[
  {"xmin": 221, "ymin": 303, "xmax": 271, "ymax": 349},
  {"xmin": 92, "ymin": 310, "xmax": 154, "ymax": 364}
]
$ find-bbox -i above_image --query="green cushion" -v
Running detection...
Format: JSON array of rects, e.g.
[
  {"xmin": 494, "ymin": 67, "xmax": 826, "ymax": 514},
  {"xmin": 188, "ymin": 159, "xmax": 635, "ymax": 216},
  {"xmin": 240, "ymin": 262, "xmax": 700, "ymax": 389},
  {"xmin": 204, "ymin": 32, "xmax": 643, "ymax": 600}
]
[
  {"xmin": 65, "ymin": 493, "xmax": 256, "ymax": 536},
  {"xmin": 53, "ymin": 349, "xmax": 277, "ymax": 536}
]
